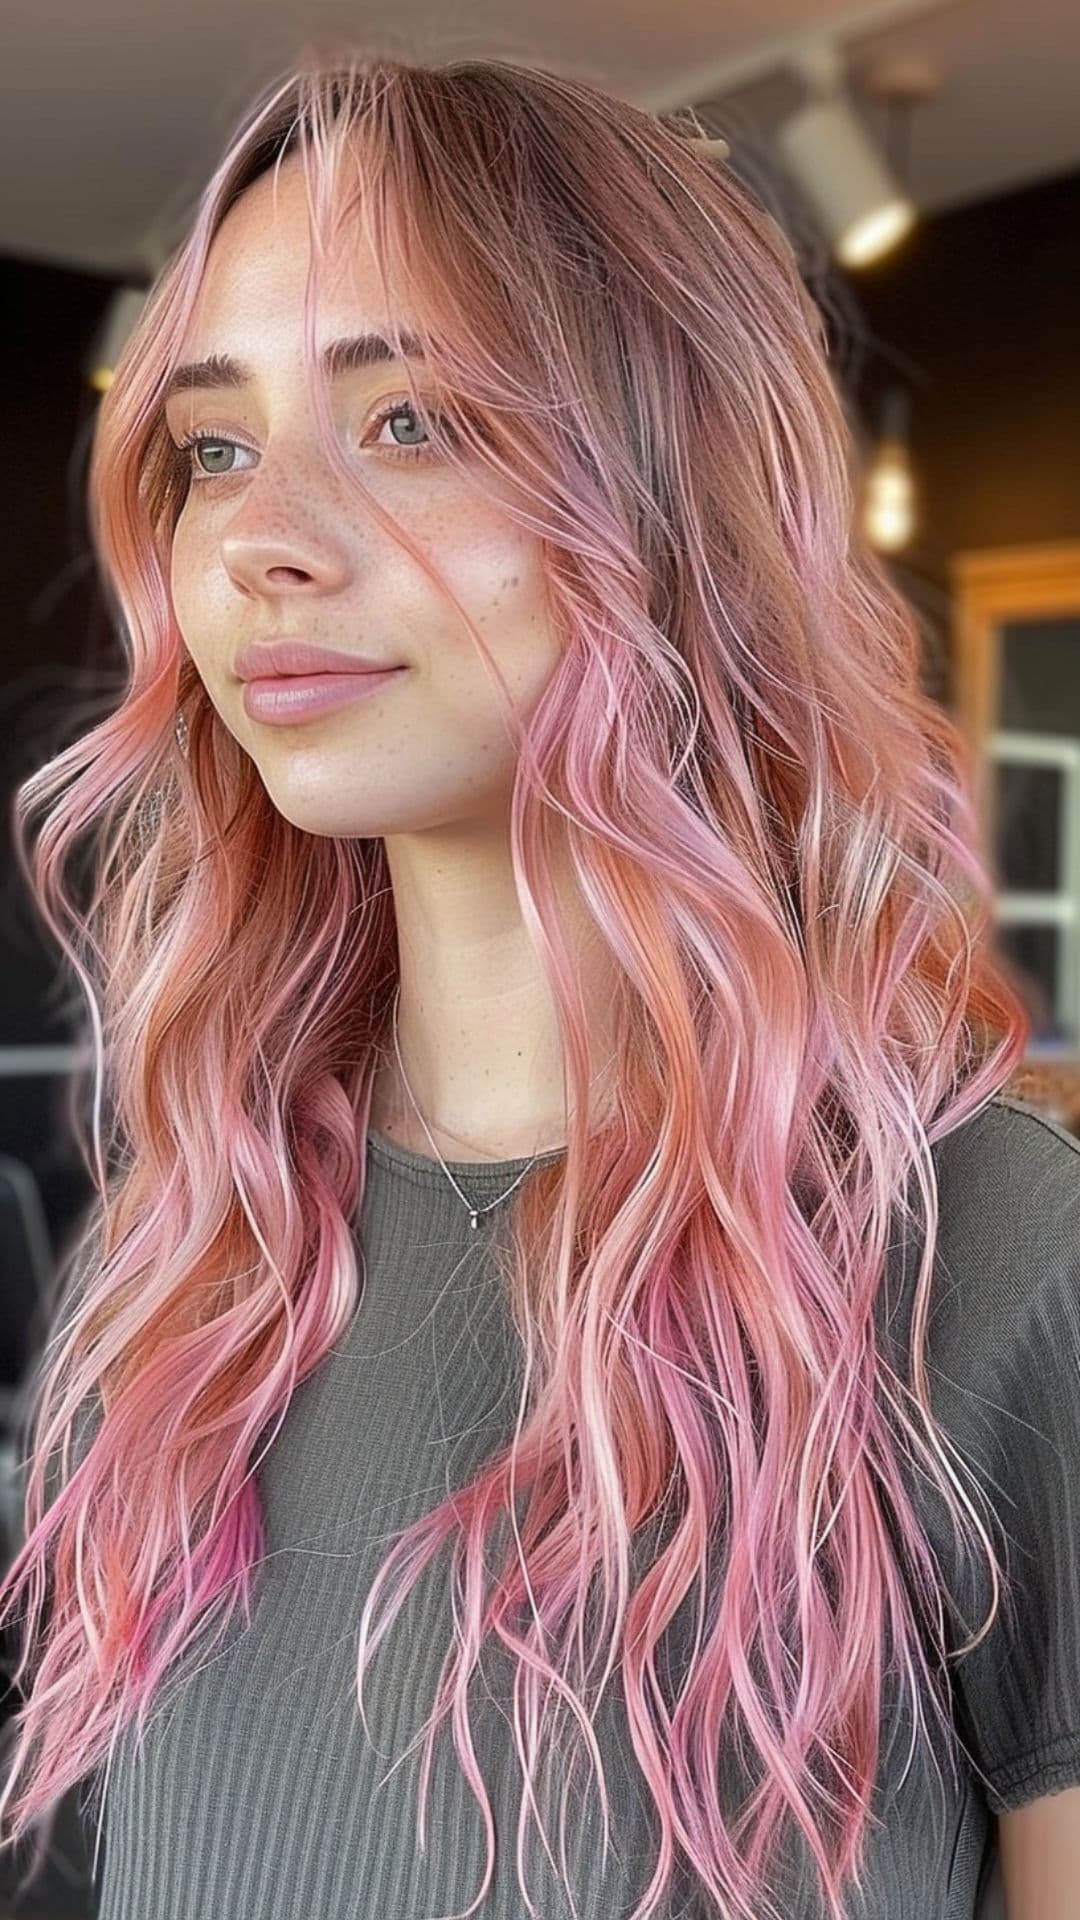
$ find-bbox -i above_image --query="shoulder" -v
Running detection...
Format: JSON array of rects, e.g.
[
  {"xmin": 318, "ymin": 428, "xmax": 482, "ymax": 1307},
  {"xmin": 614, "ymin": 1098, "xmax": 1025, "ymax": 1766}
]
[
  {"xmin": 876, "ymin": 1090, "xmax": 1080, "ymax": 1488},
  {"xmin": 910, "ymin": 1095, "xmax": 1080, "ymax": 1813},
  {"xmin": 926, "ymin": 1093, "xmax": 1080, "ymax": 1330},
  {"xmin": 898, "ymin": 1088, "xmax": 1080, "ymax": 1564},
  {"xmin": 932, "ymin": 1090, "xmax": 1080, "ymax": 1208}
]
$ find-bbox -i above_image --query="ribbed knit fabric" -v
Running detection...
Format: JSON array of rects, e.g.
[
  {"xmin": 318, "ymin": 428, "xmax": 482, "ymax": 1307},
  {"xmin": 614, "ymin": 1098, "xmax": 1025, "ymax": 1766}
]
[{"xmin": 38, "ymin": 1096, "xmax": 1080, "ymax": 1915}]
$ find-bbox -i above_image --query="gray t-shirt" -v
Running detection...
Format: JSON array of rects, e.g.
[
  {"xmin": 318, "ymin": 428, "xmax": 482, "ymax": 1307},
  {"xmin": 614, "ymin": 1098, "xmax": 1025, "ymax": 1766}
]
[{"xmin": 32, "ymin": 1093, "xmax": 1080, "ymax": 1915}]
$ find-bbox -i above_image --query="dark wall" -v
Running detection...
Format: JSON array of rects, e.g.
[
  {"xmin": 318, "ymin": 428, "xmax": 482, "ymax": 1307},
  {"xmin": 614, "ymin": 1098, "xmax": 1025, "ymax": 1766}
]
[
  {"xmin": 852, "ymin": 163, "xmax": 1080, "ymax": 587},
  {"xmin": 0, "ymin": 253, "xmax": 124, "ymax": 1253}
]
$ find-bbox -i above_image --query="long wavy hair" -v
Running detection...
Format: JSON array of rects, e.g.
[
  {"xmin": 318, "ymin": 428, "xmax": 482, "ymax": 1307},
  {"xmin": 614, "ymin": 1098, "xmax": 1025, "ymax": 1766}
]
[{"xmin": 0, "ymin": 44, "xmax": 1030, "ymax": 1920}]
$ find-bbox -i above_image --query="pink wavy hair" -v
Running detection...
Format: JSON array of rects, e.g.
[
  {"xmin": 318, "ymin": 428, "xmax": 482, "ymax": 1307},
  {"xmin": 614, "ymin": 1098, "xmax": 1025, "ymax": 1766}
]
[{"xmin": 0, "ymin": 42, "xmax": 1031, "ymax": 1920}]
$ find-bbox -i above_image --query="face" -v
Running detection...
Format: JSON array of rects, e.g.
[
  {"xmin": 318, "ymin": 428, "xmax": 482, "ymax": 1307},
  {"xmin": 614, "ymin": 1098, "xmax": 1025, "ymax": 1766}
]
[{"xmin": 166, "ymin": 153, "xmax": 561, "ymax": 841}]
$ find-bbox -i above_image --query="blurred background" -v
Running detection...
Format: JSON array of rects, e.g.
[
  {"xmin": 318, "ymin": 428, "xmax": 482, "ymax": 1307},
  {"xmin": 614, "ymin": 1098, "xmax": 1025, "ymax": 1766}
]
[{"xmin": 0, "ymin": 0, "xmax": 1077, "ymax": 1911}]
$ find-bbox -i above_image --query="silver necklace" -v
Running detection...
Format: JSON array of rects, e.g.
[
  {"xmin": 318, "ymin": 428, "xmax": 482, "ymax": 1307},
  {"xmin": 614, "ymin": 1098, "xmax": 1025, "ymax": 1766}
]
[{"xmin": 389, "ymin": 984, "xmax": 557, "ymax": 1230}]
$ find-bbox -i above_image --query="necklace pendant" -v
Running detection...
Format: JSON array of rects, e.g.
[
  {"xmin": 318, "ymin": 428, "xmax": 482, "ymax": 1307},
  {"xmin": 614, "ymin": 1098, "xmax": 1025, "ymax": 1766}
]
[{"xmin": 469, "ymin": 1209, "xmax": 479, "ymax": 1230}]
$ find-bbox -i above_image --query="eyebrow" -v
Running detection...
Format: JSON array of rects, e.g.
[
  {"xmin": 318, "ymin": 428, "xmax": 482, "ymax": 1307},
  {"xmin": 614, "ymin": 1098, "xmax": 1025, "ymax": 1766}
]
[{"xmin": 162, "ymin": 330, "xmax": 428, "ymax": 405}]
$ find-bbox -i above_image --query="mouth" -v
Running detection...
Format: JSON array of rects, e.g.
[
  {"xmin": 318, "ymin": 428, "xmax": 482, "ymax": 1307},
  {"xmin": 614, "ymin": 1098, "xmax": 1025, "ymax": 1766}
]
[
  {"xmin": 234, "ymin": 640, "xmax": 407, "ymax": 681},
  {"xmin": 246, "ymin": 667, "xmax": 406, "ymax": 682},
  {"xmin": 240, "ymin": 664, "xmax": 408, "ymax": 726}
]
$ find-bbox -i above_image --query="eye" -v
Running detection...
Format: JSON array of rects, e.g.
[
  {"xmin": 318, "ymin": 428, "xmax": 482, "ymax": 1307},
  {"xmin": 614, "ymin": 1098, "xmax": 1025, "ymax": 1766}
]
[
  {"xmin": 171, "ymin": 429, "xmax": 257, "ymax": 484},
  {"xmin": 365, "ymin": 397, "xmax": 445, "ymax": 461},
  {"xmin": 169, "ymin": 397, "xmax": 449, "ymax": 489}
]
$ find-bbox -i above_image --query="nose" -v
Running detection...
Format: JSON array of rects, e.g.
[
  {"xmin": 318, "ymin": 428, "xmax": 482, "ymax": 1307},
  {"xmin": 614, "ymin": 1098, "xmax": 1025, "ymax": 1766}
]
[
  {"xmin": 220, "ymin": 458, "xmax": 355, "ymax": 600},
  {"xmin": 222, "ymin": 525, "xmax": 352, "ymax": 601}
]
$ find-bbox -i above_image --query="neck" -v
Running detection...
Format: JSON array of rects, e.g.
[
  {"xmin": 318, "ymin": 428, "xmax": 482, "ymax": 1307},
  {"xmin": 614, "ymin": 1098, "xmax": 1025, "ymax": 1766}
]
[
  {"xmin": 368, "ymin": 1096, "xmax": 569, "ymax": 1164},
  {"xmin": 369, "ymin": 823, "xmax": 619, "ymax": 1162}
]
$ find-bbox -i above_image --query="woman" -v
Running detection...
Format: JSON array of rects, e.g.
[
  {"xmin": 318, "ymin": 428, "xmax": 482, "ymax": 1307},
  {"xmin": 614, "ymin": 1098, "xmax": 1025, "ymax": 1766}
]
[{"xmin": 1, "ymin": 44, "xmax": 1077, "ymax": 1920}]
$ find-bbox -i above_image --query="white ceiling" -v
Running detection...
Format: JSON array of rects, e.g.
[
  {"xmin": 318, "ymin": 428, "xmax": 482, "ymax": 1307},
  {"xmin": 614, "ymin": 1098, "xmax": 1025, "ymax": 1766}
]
[{"xmin": 2, "ymin": 0, "xmax": 1077, "ymax": 279}]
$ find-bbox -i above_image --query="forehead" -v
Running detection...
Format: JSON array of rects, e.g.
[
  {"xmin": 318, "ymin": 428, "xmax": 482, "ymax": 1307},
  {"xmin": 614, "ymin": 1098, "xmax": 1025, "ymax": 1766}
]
[{"xmin": 185, "ymin": 156, "xmax": 392, "ymax": 350}]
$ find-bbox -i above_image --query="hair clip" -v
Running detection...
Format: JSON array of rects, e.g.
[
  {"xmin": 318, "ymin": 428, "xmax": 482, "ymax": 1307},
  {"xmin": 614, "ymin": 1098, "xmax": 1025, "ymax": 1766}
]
[{"xmin": 681, "ymin": 132, "xmax": 731, "ymax": 162}]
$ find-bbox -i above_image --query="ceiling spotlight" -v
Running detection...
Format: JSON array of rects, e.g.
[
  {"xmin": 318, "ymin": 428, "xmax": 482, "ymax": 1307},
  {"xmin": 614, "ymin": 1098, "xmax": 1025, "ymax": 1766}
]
[{"xmin": 777, "ymin": 39, "xmax": 917, "ymax": 268}]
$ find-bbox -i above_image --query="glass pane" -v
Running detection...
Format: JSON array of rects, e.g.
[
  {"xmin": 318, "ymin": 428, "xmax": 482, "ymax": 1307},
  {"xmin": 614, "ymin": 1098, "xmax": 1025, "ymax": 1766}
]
[
  {"xmin": 999, "ymin": 617, "xmax": 1080, "ymax": 733},
  {"xmin": 997, "ymin": 924, "xmax": 1067, "ymax": 1045},
  {"xmin": 993, "ymin": 761, "xmax": 1062, "ymax": 890}
]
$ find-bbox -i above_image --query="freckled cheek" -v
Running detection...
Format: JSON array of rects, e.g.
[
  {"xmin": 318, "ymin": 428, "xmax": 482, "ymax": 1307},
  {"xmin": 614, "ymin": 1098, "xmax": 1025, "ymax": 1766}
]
[
  {"xmin": 170, "ymin": 516, "xmax": 209, "ymax": 602},
  {"xmin": 169, "ymin": 526, "xmax": 237, "ymax": 681},
  {"xmin": 169, "ymin": 532, "xmax": 197, "ymax": 640},
  {"xmin": 451, "ymin": 529, "xmax": 556, "ymax": 653},
  {"xmin": 503, "ymin": 560, "xmax": 562, "ymax": 687}
]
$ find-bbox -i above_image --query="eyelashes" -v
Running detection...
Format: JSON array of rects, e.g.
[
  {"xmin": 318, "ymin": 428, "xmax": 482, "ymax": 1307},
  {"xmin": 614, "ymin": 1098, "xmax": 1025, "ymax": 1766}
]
[{"xmin": 169, "ymin": 396, "xmax": 451, "ymax": 487}]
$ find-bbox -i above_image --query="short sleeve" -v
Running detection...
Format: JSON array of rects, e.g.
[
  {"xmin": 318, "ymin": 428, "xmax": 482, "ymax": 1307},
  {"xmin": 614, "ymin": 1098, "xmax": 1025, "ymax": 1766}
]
[{"xmin": 920, "ymin": 1095, "xmax": 1080, "ymax": 1814}]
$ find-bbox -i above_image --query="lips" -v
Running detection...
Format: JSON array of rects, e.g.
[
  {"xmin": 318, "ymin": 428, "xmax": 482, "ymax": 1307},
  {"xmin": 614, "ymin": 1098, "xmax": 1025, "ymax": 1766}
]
[
  {"xmin": 234, "ymin": 640, "xmax": 404, "ymax": 681},
  {"xmin": 241, "ymin": 665, "xmax": 407, "ymax": 725}
]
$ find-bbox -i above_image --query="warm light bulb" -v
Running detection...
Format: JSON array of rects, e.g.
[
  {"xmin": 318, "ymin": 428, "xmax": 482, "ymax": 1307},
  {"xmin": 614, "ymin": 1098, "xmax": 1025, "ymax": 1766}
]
[
  {"xmin": 863, "ymin": 437, "xmax": 915, "ymax": 550},
  {"xmin": 838, "ymin": 196, "xmax": 916, "ymax": 267}
]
